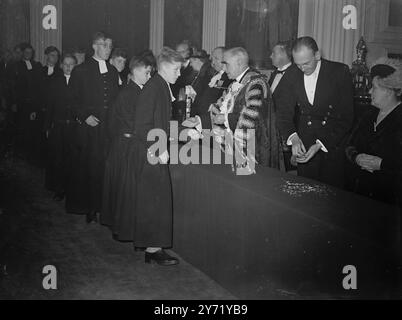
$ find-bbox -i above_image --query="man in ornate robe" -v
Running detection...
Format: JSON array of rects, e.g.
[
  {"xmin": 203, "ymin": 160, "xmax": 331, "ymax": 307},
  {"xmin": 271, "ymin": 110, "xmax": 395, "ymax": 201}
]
[{"xmin": 186, "ymin": 47, "xmax": 284, "ymax": 171}]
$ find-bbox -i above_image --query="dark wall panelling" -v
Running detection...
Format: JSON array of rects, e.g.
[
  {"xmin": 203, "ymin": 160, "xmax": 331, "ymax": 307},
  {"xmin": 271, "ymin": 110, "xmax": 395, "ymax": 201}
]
[
  {"xmin": 164, "ymin": 0, "xmax": 203, "ymax": 49},
  {"xmin": 0, "ymin": 0, "xmax": 30, "ymax": 54},
  {"xmin": 389, "ymin": 0, "xmax": 402, "ymax": 27},
  {"xmin": 62, "ymin": 0, "xmax": 150, "ymax": 57},
  {"xmin": 226, "ymin": 0, "xmax": 299, "ymax": 69}
]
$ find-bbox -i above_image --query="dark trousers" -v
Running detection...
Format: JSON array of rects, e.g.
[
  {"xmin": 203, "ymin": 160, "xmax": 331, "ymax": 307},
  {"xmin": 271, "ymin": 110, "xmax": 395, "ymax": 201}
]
[
  {"xmin": 45, "ymin": 122, "xmax": 73, "ymax": 193},
  {"xmin": 15, "ymin": 102, "xmax": 43, "ymax": 166},
  {"xmin": 134, "ymin": 144, "xmax": 173, "ymax": 248},
  {"xmin": 66, "ymin": 122, "xmax": 108, "ymax": 213}
]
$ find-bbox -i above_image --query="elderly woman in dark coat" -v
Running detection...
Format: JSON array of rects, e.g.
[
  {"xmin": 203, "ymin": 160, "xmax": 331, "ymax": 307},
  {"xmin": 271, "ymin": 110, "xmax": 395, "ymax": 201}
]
[
  {"xmin": 345, "ymin": 58, "xmax": 402, "ymax": 206},
  {"xmin": 101, "ymin": 53, "xmax": 154, "ymax": 241}
]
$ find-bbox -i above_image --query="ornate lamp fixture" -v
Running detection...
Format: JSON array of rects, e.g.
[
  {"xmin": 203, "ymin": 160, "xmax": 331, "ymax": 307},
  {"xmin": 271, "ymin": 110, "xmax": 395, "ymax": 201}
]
[{"xmin": 350, "ymin": 37, "xmax": 371, "ymax": 105}]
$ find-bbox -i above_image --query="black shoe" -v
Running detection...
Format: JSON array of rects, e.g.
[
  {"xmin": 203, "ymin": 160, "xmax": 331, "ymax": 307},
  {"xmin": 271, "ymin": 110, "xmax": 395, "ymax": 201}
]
[
  {"xmin": 145, "ymin": 250, "xmax": 179, "ymax": 266},
  {"xmin": 53, "ymin": 192, "xmax": 65, "ymax": 201},
  {"xmin": 86, "ymin": 211, "xmax": 98, "ymax": 224}
]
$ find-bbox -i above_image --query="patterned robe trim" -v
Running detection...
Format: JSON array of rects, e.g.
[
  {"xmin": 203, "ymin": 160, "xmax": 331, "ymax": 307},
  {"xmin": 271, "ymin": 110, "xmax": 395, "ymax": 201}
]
[{"xmin": 237, "ymin": 74, "xmax": 269, "ymax": 130}]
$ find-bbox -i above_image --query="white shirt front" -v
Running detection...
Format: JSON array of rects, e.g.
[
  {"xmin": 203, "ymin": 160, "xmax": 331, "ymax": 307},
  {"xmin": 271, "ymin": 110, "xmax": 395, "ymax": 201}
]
[
  {"xmin": 286, "ymin": 60, "xmax": 328, "ymax": 153},
  {"xmin": 47, "ymin": 65, "xmax": 54, "ymax": 76},
  {"xmin": 64, "ymin": 74, "xmax": 71, "ymax": 85},
  {"xmin": 24, "ymin": 60, "xmax": 32, "ymax": 70},
  {"xmin": 304, "ymin": 60, "xmax": 321, "ymax": 105},
  {"xmin": 236, "ymin": 67, "xmax": 250, "ymax": 84},
  {"xmin": 92, "ymin": 56, "xmax": 108, "ymax": 74},
  {"xmin": 271, "ymin": 62, "xmax": 292, "ymax": 93},
  {"xmin": 183, "ymin": 59, "xmax": 190, "ymax": 69},
  {"xmin": 132, "ymin": 79, "xmax": 143, "ymax": 89},
  {"xmin": 208, "ymin": 70, "xmax": 224, "ymax": 88},
  {"xmin": 165, "ymin": 81, "xmax": 175, "ymax": 102}
]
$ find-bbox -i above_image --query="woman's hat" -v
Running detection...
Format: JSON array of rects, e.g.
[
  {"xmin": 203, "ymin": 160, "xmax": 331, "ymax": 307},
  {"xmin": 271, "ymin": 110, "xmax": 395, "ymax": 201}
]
[{"xmin": 370, "ymin": 57, "xmax": 402, "ymax": 92}]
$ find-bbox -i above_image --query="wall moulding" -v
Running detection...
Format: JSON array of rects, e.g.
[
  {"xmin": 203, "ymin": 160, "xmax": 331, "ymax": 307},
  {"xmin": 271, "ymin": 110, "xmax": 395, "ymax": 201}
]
[{"xmin": 365, "ymin": 0, "xmax": 402, "ymax": 45}]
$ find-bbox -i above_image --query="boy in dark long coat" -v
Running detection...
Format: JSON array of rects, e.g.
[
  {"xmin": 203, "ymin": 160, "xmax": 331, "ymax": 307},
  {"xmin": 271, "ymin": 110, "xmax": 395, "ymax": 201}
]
[
  {"xmin": 101, "ymin": 53, "xmax": 153, "ymax": 241},
  {"xmin": 134, "ymin": 47, "xmax": 184, "ymax": 266}
]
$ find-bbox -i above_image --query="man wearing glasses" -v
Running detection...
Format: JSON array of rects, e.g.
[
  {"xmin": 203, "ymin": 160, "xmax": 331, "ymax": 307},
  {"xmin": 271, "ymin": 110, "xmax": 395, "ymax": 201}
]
[
  {"xmin": 67, "ymin": 32, "xmax": 119, "ymax": 224},
  {"xmin": 276, "ymin": 36, "xmax": 354, "ymax": 188}
]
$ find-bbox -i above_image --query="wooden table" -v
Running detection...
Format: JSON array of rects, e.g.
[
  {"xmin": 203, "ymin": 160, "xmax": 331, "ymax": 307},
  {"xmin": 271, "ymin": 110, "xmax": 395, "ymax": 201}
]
[{"xmin": 170, "ymin": 154, "xmax": 400, "ymax": 299}]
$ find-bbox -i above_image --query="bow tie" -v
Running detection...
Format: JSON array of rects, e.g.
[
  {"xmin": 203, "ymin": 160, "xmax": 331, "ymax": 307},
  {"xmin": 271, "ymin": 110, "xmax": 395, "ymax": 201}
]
[{"xmin": 276, "ymin": 69, "xmax": 286, "ymax": 75}]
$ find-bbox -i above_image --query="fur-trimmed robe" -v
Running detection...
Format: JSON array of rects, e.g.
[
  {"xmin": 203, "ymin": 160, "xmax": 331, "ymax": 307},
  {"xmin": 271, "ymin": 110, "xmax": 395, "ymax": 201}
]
[{"xmin": 202, "ymin": 69, "xmax": 285, "ymax": 170}]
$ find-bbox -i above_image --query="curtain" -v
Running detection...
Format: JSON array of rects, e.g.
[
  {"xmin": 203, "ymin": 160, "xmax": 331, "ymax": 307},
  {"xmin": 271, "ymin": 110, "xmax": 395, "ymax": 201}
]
[
  {"xmin": 0, "ymin": 0, "xmax": 30, "ymax": 54},
  {"xmin": 298, "ymin": 0, "xmax": 366, "ymax": 67},
  {"xmin": 226, "ymin": 0, "xmax": 299, "ymax": 69},
  {"xmin": 30, "ymin": 0, "xmax": 62, "ymax": 65}
]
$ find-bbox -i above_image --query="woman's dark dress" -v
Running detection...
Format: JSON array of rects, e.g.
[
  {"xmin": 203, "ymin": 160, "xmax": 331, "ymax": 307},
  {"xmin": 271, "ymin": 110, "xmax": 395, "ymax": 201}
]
[
  {"xmin": 101, "ymin": 81, "xmax": 141, "ymax": 241},
  {"xmin": 345, "ymin": 103, "xmax": 402, "ymax": 205}
]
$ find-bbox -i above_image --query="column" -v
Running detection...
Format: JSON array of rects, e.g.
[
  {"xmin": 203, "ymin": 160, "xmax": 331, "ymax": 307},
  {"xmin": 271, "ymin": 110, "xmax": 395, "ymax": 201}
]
[
  {"xmin": 202, "ymin": 0, "xmax": 227, "ymax": 54},
  {"xmin": 30, "ymin": 0, "xmax": 62, "ymax": 65},
  {"xmin": 150, "ymin": 0, "xmax": 165, "ymax": 56}
]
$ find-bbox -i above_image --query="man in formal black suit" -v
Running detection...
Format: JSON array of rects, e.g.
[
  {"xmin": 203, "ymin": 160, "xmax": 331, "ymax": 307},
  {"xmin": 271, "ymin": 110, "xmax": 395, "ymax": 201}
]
[
  {"xmin": 190, "ymin": 46, "xmax": 232, "ymax": 117},
  {"xmin": 3, "ymin": 44, "xmax": 23, "ymax": 111},
  {"xmin": 42, "ymin": 46, "xmax": 62, "ymax": 79},
  {"xmin": 277, "ymin": 36, "xmax": 354, "ymax": 188},
  {"xmin": 172, "ymin": 41, "xmax": 195, "ymax": 95},
  {"xmin": 44, "ymin": 53, "xmax": 77, "ymax": 201},
  {"xmin": 0, "ymin": 50, "xmax": 10, "ymax": 107},
  {"xmin": 1, "ymin": 44, "xmax": 23, "ymax": 146},
  {"xmin": 68, "ymin": 32, "xmax": 119, "ymax": 223},
  {"xmin": 14, "ymin": 43, "xmax": 43, "ymax": 164},
  {"xmin": 171, "ymin": 41, "xmax": 197, "ymax": 121},
  {"xmin": 40, "ymin": 46, "xmax": 63, "ymax": 167},
  {"xmin": 41, "ymin": 46, "xmax": 62, "ymax": 121},
  {"xmin": 109, "ymin": 48, "xmax": 128, "ymax": 88},
  {"xmin": 269, "ymin": 41, "xmax": 300, "ymax": 171},
  {"xmin": 187, "ymin": 50, "xmax": 215, "ymax": 116},
  {"xmin": 72, "ymin": 47, "xmax": 86, "ymax": 66}
]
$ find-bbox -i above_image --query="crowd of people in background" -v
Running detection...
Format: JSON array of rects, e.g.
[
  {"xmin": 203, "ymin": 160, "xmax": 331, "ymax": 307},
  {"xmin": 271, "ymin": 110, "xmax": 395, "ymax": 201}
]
[{"xmin": 0, "ymin": 31, "xmax": 401, "ymax": 266}]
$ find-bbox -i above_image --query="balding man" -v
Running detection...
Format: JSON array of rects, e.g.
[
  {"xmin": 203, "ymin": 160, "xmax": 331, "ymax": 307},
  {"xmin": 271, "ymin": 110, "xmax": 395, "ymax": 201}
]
[
  {"xmin": 269, "ymin": 41, "xmax": 300, "ymax": 171},
  {"xmin": 170, "ymin": 41, "xmax": 197, "ymax": 121},
  {"xmin": 187, "ymin": 47, "xmax": 284, "ymax": 169},
  {"xmin": 277, "ymin": 36, "xmax": 354, "ymax": 187},
  {"xmin": 171, "ymin": 41, "xmax": 194, "ymax": 96},
  {"xmin": 190, "ymin": 47, "xmax": 232, "ymax": 117}
]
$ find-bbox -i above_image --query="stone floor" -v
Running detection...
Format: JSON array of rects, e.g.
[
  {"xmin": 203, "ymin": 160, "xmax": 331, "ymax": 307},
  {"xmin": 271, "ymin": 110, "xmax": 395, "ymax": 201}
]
[{"xmin": 0, "ymin": 156, "xmax": 235, "ymax": 300}]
